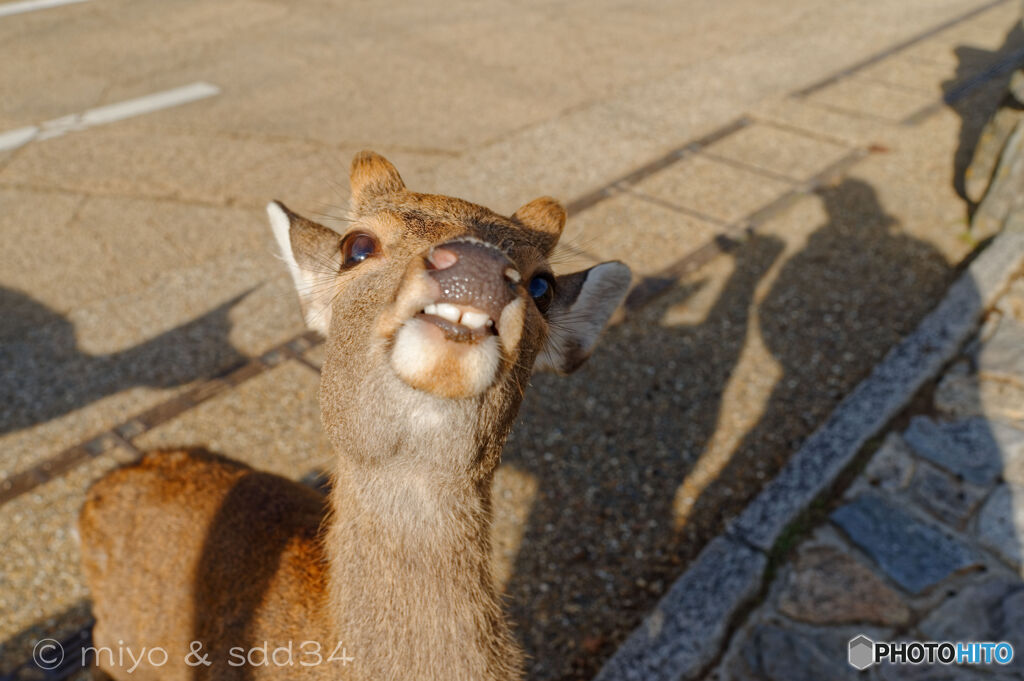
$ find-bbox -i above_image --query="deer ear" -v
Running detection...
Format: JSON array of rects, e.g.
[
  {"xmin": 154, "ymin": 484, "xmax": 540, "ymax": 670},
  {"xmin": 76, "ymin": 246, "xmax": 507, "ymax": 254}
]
[
  {"xmin": 267, "ymin": 201, "xmax": 341, "ymax": 336},
  {"xmin": 513, "ymin": 197, "xmax": 566, "ymax": 254},
  {"xmin": 534, "ymin": 261, "xmax": 631, "ymax": 374},
  {"xmin": 350, "ymin": 151, "xmax": 406, "ymax": 207}
]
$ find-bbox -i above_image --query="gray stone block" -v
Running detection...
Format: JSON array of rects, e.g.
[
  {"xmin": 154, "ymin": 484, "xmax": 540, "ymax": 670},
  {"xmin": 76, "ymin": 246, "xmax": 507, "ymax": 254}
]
[
  {"xmin": 593, "ymin": 536, "xmax": 766, "ymax": 681},
  {"xmin": 977, "ymin": 483, "xmax": 1024, "ymax": 570},
  {"xmin": 905, "ymin": 460, "xmax": 986, "ymax": 528},
  {"xmin": 919, "ymin": 579, "xmax": 1024, "ymax": 655},
  {"xmin": 903, "ymin": 416, "xmax": 1004, "ymax": 486},
  {"xmin": 831, "ymin": 493, "xmax": 980, "ymax": 594},
  {"xmin": 739, "ymin": 623, "xmax": 860, "ymax": 681}
]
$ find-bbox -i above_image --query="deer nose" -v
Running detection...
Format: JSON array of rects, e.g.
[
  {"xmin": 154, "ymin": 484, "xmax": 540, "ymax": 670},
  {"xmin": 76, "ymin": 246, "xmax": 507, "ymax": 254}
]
[{"xmin": 425, "ymin": 240, "xmax": 519, "ymax": 323}]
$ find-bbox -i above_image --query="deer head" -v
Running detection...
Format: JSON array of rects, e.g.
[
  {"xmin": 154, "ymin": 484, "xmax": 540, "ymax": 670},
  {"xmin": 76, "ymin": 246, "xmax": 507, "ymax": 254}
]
[{"xmin": 268, "ymin": 151, "xmax": 630, "ymax": 479}]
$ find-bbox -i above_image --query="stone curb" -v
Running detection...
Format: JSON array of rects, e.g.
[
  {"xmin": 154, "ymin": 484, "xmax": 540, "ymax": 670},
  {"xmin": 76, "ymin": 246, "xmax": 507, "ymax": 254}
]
[
  {"xmin": 593, "ymin": 536, "xmax": 766, "ymax": 681},
  {"xmin": 594, "ymin": 224, "xmax": 1024, "ymax": 681}
]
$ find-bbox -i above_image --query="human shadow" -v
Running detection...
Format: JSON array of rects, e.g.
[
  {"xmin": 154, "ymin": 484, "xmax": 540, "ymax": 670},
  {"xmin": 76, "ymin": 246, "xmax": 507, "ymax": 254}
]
[
  {"xmin": 703, "ymin": 178, "xmax": 953, "ymax": 535},
  {"xmin": 501, "ymin": 178, "xmax": 955, "ymax": 681},
  {"xmin": 944, "ymin": 21, "xmax": 1024, "ymax": 210},
  {"xmin": 0, "ymin": 287, "xmax": 250, "ymax": 437},
  {"xmin": 501, "ymin": 231, "xmax": 784, "ymax": 680}
]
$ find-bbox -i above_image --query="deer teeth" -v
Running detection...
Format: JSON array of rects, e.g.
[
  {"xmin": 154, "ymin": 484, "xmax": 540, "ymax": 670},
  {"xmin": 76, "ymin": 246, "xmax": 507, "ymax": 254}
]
[
  {"xmin": 461, "ymin": 310, "xmax": 489, "ymax": 329},
  {"xmin": 433, "ymin": 303, "xmax": 462, "ymax": 324}
]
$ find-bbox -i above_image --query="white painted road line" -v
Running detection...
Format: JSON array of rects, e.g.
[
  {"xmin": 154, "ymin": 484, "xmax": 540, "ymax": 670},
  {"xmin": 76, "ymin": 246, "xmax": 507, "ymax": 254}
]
[
  {"xmin": 0, "ymin": 82, "xmax": 221, "ymax": 152},
  {"xmin": 0, "ymin": 0, "xmax": 90, "ymax": 19}
]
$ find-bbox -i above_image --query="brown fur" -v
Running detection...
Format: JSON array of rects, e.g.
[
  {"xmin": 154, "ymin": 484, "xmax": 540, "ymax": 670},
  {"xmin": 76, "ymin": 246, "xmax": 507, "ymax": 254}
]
[{"xmin": 79, "ymin": 152, "xmax": 630, "ymax": 681}]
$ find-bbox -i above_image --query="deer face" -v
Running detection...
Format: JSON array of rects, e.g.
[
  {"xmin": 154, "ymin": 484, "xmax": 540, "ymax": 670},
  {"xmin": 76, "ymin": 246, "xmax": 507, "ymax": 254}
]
[{"xmin": 269, "ymin": 152, "xmax": 629, "ymax": 465}]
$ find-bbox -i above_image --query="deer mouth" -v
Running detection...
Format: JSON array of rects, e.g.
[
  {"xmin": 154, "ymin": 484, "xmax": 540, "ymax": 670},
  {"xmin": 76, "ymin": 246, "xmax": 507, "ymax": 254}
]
[{"xmin": 416, "ymin": 303, "xmax": 497, "ymax": 344}]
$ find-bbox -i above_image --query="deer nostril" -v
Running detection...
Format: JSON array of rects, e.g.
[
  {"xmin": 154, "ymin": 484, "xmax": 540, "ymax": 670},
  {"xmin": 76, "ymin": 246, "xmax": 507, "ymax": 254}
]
[
  {"xmin": 424, "ymin": 240, "xmax": 518, "ymax": 324},
  {"xmin": 426, "ymin": 247, "xmax": 458, "ymax": 271}
]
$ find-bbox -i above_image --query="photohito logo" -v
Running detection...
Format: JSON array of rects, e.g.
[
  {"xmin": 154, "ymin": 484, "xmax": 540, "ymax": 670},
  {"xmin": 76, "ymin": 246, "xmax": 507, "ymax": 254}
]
[
  {"xmin": 848, "ymin": 635, "xmax": 874, "ymax": 670},
  {"xmin": 848, "ymin": 635, "xmax": 1014, "ymax": 669}
]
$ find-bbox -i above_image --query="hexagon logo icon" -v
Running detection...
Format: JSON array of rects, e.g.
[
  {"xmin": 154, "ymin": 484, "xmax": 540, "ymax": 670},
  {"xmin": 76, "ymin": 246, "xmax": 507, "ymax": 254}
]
[{"xmin": 848, "ymin": 635, "xmax": 875, "ymax": 670}]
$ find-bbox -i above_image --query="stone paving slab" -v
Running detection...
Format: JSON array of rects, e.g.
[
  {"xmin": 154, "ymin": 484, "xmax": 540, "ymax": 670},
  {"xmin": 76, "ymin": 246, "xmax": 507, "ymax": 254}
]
[
  {"xmin": 0, "ymin": 125, "xmax": 327, "ymax": 208},
  {"xmin": 831, "ymin": 492, "xmax": 981, "ymax": 594},
  {"xmin": 805, "ymin": 77, "xmax": 939, "ymax": 123},
  {"xmin": 774, "ymin": 544, "xmax": 910, "ymax": 627},
  {"xmin": 903, "ymin": 415, "xmax": 1007, "ymax": 485},
  {"xmin": 631, "ymin": 155, "xmax": 795, "ymax": 225},
  {"xmin": 856, "ymin": 56, "xmax": 959, "ymax": 94},
  {"xmin": 701, "ymin": 122, "xmax": 853, "ymax": 181},
  {"xmin": 561, "ymin": 191, "xmax": 721, "ymax": 277}
]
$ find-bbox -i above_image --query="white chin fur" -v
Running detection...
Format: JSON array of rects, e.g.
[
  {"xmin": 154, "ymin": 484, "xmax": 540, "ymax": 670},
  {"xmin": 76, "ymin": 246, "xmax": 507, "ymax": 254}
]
[{"xmin": 390, "ymin": 318, "xmax": 501, "ymax": 398}]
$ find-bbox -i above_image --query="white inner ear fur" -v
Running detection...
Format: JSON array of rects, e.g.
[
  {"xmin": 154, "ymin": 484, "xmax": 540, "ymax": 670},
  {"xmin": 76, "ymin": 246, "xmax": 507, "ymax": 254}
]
[
  {"xmin": 268, "ymin": 201, "xmax": 304, "ymax": 291},
  {"xmin": 266, "ymin": 201, "xmax": 333, "ymax": 335},
  {"xmin": 535, "ymin": 261, "xmax": 631, "ymax": 374}
]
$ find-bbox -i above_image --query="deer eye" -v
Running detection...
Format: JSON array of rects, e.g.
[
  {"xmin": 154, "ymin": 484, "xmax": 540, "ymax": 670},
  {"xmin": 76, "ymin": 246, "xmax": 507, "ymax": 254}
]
[
  {"xmin": 340, "ymin": 232, "xmax": 379, "ymax": 268},
  {"xmin": 527, "ymin": 273, "xmax": 555, "ymax": 314}
]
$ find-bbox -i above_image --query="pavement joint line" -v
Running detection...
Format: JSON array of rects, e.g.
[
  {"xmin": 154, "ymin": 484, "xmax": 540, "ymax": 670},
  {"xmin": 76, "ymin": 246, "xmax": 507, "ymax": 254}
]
[
  {"xmin": 0, "ymin": 332, "xmax": 323, "ymax": 509},
  {"xmin": 108, "ymin": 429, "xmax": 143, "ymax": 458},
  {"xmin": 564, "ymin": 117, "xmax": 752, "ymax": 217},
  {"xmin": 858, "ymin": 77, "xmax": 940, "ymax": 97},
  {"xmin": 619, "ymin": 188, "xmax": 732, "ymax": 228},
  {"xmin": 0, "ymin": 0, "xmax": 89, "ymax": 18},
  {"xmin": 293, "ymin": 353, "xmax": 324, "ymax": 375},
  {"xmin": 801, "ymin": 99, "xmax": 904, "ymax": 125},
  {"xmin": 900, "ymin": 46, "xmax": 1024, "ymax": 127},
  {"xmin": 750, "ymin": 117, "xmax": 860, "ymax": 149},
  {"xmin": 625, "ymin": 145, "xmax": 867, "ymax": 309},
  {"xmin": 0, "ymin": 82, "xmax": 221, "ymax": 152},
  {"xmin": 945, "ymin": 45, "xmax": 1024, "ymax": 103},
  {"xmin": 791, "ymin": 0, "xmax": 1011, "ymax": 98},
  {"xmin": 902, "ymin": 100, "xmax": 956, "ymax": 127},
  {"xmin": 0, "ymin": 621, "xmax": 95, "ymax": 681},
  {"xmin": 689, "ymin": 149, "xmax": 805, "ymax": 186},
  {"xmin": 0, "ymin": 180, "xmax": 263, "ymax": 212}
]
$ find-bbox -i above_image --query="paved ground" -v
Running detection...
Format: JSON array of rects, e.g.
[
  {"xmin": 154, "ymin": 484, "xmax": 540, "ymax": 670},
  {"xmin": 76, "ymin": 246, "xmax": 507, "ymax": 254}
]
[
  {"xmin": 706, "ymin": 270, "xmax": 1024, "ymax": 681},
  {"xmin": 2, "ymin": 0, "xmax": 1024, "ymax": 679}
]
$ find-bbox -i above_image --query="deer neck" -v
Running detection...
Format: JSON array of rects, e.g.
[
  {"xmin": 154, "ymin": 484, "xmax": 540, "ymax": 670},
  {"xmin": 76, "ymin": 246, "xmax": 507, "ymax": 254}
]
[{"xmin": 323, "ymin": 404, "xmax": 522, "ymax": 681}]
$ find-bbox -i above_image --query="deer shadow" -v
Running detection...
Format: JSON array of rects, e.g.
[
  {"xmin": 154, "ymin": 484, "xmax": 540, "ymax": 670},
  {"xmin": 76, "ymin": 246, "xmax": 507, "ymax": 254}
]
[{"xmin": 501, "ymin": 177, "xmax": 958, "ymax": 681}]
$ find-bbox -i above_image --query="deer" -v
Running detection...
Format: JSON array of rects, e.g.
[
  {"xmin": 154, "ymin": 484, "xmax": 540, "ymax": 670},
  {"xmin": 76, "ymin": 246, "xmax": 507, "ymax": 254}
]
[{"xmin": 78, "ymin": 151, "xmax": 631, "ymax": 681}]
